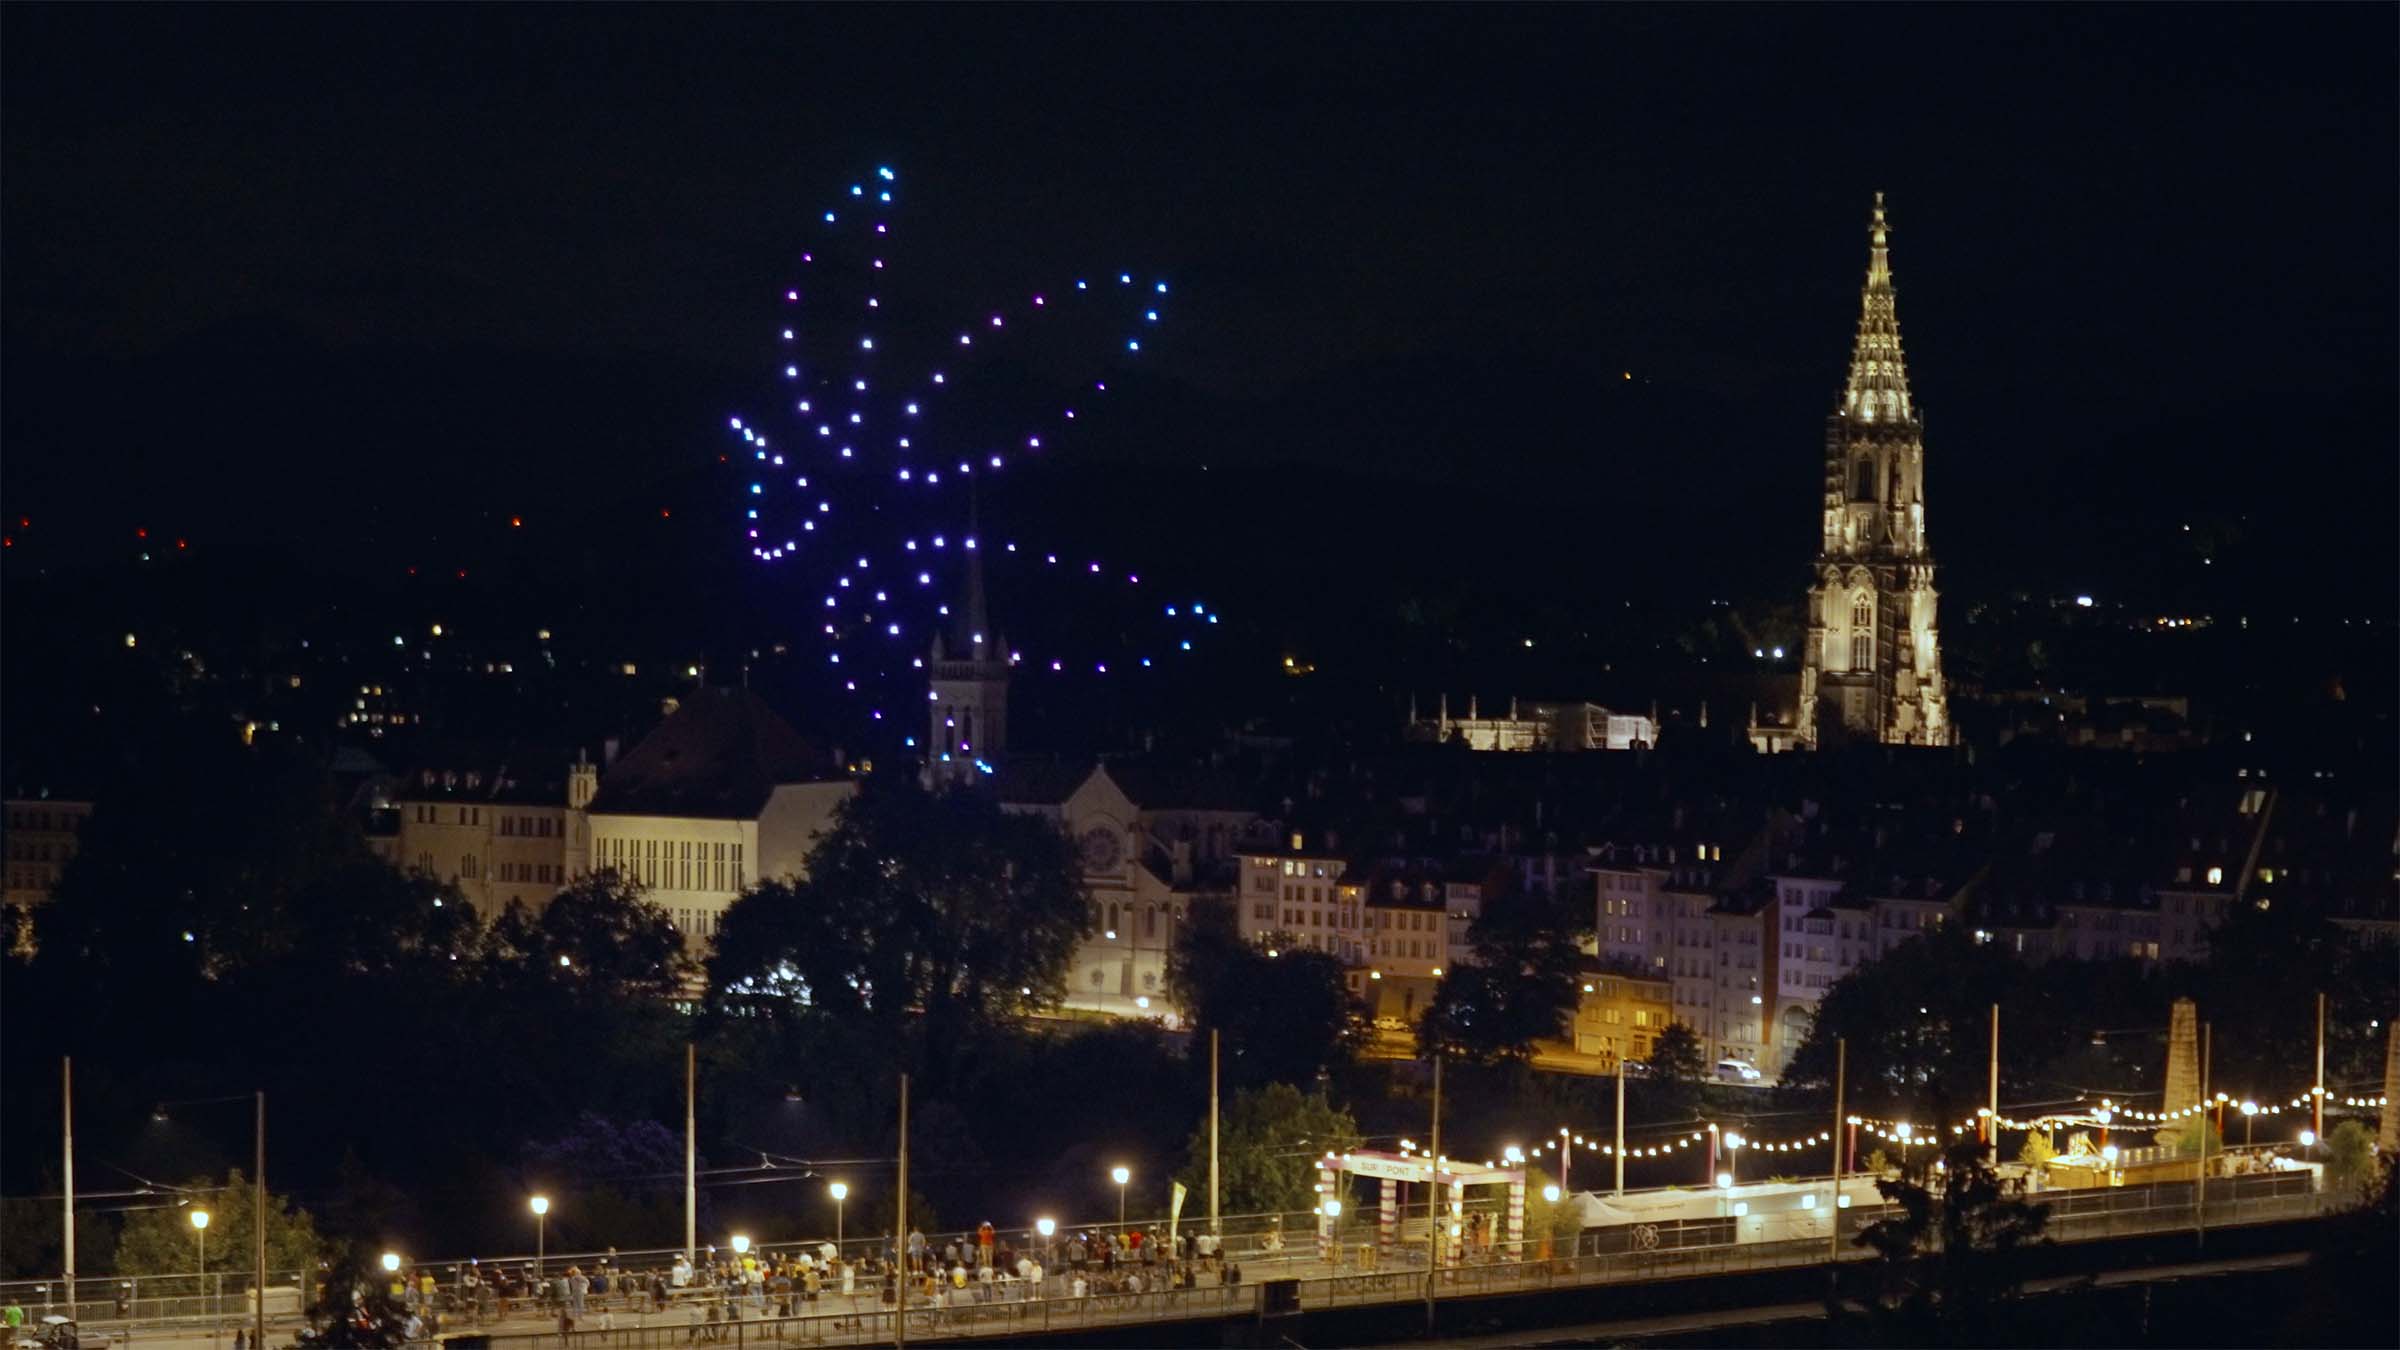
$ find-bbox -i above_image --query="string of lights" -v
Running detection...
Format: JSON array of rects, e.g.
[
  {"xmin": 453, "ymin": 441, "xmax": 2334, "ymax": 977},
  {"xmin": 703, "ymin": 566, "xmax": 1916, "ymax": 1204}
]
[{"xmin": 1493, "ymin": 1084, "xmax": 2386, "ymax": 1164}]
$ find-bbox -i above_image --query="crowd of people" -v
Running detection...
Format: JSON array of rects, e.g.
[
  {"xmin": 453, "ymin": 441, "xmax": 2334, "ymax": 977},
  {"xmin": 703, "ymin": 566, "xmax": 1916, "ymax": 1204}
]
[{"xmin": 384, "ymin": 1223, "xmax": 1259, "ymax": 1340}]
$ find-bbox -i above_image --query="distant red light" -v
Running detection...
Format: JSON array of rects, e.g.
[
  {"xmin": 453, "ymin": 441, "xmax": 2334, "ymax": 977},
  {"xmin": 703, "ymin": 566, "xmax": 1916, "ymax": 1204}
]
[
  {"xmin": 136, "ymin": 527, "xmax": 149, "ymax": 539},
  {"xmin": 406, "ymin": 566, "xmax": 418, "ymax": 576},
  {"xmin": 176, "ymin": 539, "xmax": 188, "ymax": 550},
  {"xmin": 455, "ymin": 569, "xmax": 467, "ymax": 579},
  {"xmin": 660, "ymin": 509, "xmax": 672, "ymax": 518},
  {"xmin": 510, "ymin": 516, "xmax": 523, "ymax": 528}
]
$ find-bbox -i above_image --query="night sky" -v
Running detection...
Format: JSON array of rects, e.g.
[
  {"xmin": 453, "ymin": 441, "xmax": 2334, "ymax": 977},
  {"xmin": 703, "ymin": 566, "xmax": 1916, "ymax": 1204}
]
[{"xmin": 6, "ymin": 6, "xmax": 2394, "ymax": 625}]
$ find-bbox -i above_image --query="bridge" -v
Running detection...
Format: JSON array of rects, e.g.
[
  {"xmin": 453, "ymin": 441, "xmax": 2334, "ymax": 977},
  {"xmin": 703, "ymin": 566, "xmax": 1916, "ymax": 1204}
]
[{"xmin": 13, "ymin": 1168, "xmax": 2341, "ymax": 1350}]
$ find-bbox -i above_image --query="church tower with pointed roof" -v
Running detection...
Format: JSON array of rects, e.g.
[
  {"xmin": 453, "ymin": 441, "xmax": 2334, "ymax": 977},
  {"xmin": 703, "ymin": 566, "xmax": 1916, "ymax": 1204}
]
[
  {"xmin": 1797, "ymin": 195, "xmax": 1951, "ymax": 748},
  {"xmin": 926, "ymin": 530, "xmax": 1010, "ymax": 784}
]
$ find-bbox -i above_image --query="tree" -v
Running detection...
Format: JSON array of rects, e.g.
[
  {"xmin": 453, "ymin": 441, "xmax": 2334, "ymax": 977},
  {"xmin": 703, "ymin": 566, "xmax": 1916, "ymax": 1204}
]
[
  {"xmin": 489, "ymin": 873, "xmax": 689, "ymax": 999},
  {"xmin": 1836, "ymin": 1139, "xmax": 2050, "ymax": 1345},
  {"xmin": 2167, "ymin": 1112, "xmax": 2222, "ymax": 1157},
  {"xmin": 2015, "ymin": 1129, "xmax": 2055, "ymax": 1168},
  {"xmin": 519, "ymin": 1114, "xmax": 691, "ymax": 1249},
  {"xmin": 1646, "ymin": 1021, "xmax": 1707, "ymax": 1114},
  {"xmin": 2323, "ymin": 1118, "xmax": 2379, "ymax": 1202},
  {"xmin": 861, "ymin": 1187, "xmax": 941, "ymax": 1243},
  {"xmin": 1781, "ymin": 926, "xmax": 2080, "ymax": 1123},
  {"xmin": 1521, "ymin": 1162, "xmax": 1582, "ymax": 1251},
  {"xmin": 1167, "ymin": 900, "xmax": 1357, "ymax": 1090},
  {"xmin": 704, "ymin": 778, "xmax": 1088, "ymax": 1086},
  {"xmin": 32, "ymin": 740, "xmax": 484, "ymax": 996},
  {"xmin": 112, "ymin": 1170, "xmax": 318, "ymax": 1283},
  {"xmin": 2191, "ymin": 901, "xmax": 2398, "ymax": 1088},
  {"xmin": 1416, "ymin": 888, "xmax": 1590, "ymax": 1065},
  {"xmin": 1176, "ymin": 1083, "xmax": 1361, "ymax": 1216}
]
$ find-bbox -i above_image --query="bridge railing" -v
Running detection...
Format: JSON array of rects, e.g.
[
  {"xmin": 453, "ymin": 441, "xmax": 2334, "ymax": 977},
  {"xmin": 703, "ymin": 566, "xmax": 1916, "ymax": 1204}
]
[{"xmin": 426, "ymin": 1175, "xmax": 2339, "ymax": 1350}]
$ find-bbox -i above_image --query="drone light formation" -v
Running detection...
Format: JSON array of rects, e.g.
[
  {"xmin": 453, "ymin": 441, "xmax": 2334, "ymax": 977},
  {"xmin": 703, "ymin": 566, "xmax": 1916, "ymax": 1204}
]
[{"xmin": 722, "ymin": 166, "xmax": 1220, "ymax": 730}]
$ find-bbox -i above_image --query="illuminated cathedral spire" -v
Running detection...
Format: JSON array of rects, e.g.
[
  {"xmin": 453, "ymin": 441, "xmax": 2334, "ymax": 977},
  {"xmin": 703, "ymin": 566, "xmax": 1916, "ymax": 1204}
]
[
  {"xmin": 1841, "ymin": 193, "xmax": 1914, "ymax": 425},
  {"xmin": 1795, "ymin": 194, "xmax": 1951, "ymax": 750}
]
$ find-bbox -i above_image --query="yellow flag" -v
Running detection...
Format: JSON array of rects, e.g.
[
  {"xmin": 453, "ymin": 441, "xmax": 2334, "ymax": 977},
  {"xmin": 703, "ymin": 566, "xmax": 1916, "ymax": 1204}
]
[{"xmin": 1170, "ymin": 1181, "xmax": 1188, "ymax": 1240}]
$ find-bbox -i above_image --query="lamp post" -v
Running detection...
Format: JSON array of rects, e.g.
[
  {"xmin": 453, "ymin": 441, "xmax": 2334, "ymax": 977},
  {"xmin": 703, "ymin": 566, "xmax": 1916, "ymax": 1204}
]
[
  {"xmin": 2240, "ymin": 1101, "xmax": 2257, "ymax": 1147},
  {"xmin": 381, "ymin": 1253, "xmax": 402, "ymax": 1275},
  {"xmin": 1111, "ymin": 1167, "xmax": 1131, "ymax": 1235},
  {"xmin": 730, "ymin": 1235, "xmax": 751, "ymax": 1260},
  {"xmin": 828, "ymin": 1183, "xmax": 848, "ymax": 1253},
  {"xmin": 190, "ymin": 1209, "xmax": 210, "ymax": 1340},
  {"xmin": 529, "ymin": 1196, "xmax": 549, "ymax": 1281},
  {"xmin": 1724, "ymin": 1133, "xmax": 1745, "ymax": 1187}
]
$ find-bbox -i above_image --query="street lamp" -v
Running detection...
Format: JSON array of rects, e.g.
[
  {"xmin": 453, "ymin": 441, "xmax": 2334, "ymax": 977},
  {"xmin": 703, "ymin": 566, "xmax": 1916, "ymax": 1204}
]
[
  {"xmin": 2299, "ymin": 1129, "xmax": 2317, "ymax": 1149},
  {"xmin": 1111, "ymin": 1167, "xmax": 1131, "ymax": 1233},
  {"xmin": 529, "ymin": 1196, "xmax": 549, "ymax": 1279},
  {"xmin": 1541, "ymin": 1185, "xmax": 1561, "ymax": 1204},
  {"xmin": 828, "ymin": 1182, "xmax": 848, "ymax": 1252},
  {"xmin": 730, "ymin": 1234, "xmax": 751, "ymax": 1258},
  {"xmin": 380, "ymin": 1253, "xmax": 402, "ymax": 1275},
  {"xmin": 1724, "ymin": 1132, "xmax": 1746, "ymax": 1186},
  {"xmin": 2240, "ymin": 1101, "xmax": 2257, "ymax": 1147},
  {"xmin": 1035, "ymin": 1218, "xmax": 1056, "ymax": 1239},
  {"xmin": 190, "ymin": 1208, "xmax": 210, "ymax": 1334},
  {"xmin": 1321, "ymin": 1199, "xmax": 1341, "ymax": 1219},
  {"xmin": 1502, "ymin": 1145, "xmax": 1523, "ymax": 1165}
]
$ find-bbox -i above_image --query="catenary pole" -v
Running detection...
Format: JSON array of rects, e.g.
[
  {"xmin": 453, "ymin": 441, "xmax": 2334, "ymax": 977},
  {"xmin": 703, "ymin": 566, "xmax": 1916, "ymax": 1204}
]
[
  {"xmin": 1613, "ymin": 1065, "xmax": 1626, "ymax": 1196},
  {"xmin": 2314, "ymin": 992, "xmax": 2327, "ymax": 1141},
  {"xmin": 1424, "ymin": 1054, "xmax": 1443, "ymax": 1332},
  {"xmin": 1208, "ymin": 1029, "xmax": 1221, "ymax": 1242},
  {"xmin": 684, "ymin": 1044, "xmax": 697, "ymax": 1264},
  {"xmin": 895, "ymin": 1074, "xmax": 910, "ymax": 1350},
  {"xmin": 63, "ymin": 1057, "xmax": 76, "ymax": 1314},
  {"xmin": 1829, "ymin": 1038, "xmax": 1846, "ymax": 1265},
  {"xmin": 1988, "ymin": 1003, "xmax": 2001, "ymax": 1168},
  {"xmin": 2194, "ymin": 1022, "xmax": 2211, "ymax": 1243},
  {"xmin": 255, "ymin": 1092, "xmax": 267, "ymax": 1350}
]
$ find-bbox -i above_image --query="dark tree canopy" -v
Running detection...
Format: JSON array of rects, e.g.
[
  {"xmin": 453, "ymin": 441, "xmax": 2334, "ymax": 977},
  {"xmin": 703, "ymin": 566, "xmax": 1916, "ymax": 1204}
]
[
  {"xmin": 1416, "ymin": 886, "xmax": 1590, "ymax": 1065},
  {"xmin": 1837, "ymin": 1138, "xmax": 2050, "ymax": 1345},
  {"xmin": 489, "ymin": 871, "xmax": 691, "ymax": 999},
  {"xmin": 1175, "ymin": 1083, "xmax": 1361, "ymax": 1215},
  {"xmin": 1168, "ymin": 898, "xmax": 1358, "ymax": 1089},
  {"xmin": 706, "ymin": 778, "xmax": 1089, "ymax": 1084},
  {"xmin": 1781, "ymin": 926, "xmax": 2089, "ymax": 1121}
]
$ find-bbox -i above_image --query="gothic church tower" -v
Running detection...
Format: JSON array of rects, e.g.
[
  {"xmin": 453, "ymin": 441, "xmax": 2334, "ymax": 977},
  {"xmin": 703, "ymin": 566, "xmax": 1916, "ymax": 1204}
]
[
  {"xmin": 925, "ymin": 533, "xmax": 1009, "ymax": 784},
  {"xmin": 1798, "ymin": 195, "xmax": 1950, "ymax": 748}
]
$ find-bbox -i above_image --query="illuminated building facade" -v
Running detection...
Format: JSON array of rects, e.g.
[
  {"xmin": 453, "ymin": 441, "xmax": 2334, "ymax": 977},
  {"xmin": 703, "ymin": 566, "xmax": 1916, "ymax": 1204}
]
[
  {"xmin": 1797, "ymin": 194, "xmax": 1951, "ymax": 748},
  {"xmin": 3, "ymin": 796, "xmax": 92, "ymax": 910}
]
